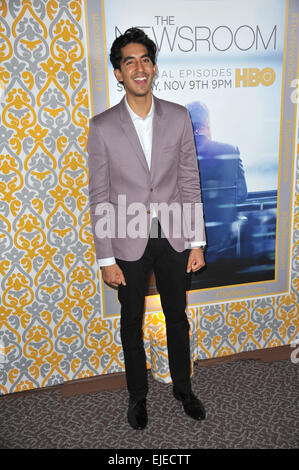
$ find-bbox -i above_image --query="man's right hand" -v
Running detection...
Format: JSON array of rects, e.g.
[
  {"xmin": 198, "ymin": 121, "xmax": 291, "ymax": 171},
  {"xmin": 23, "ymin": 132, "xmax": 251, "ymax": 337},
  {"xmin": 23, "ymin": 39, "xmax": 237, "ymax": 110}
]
[{"xmin": 101, "ymin": 263, "xmax": 126, "ymax": 288}]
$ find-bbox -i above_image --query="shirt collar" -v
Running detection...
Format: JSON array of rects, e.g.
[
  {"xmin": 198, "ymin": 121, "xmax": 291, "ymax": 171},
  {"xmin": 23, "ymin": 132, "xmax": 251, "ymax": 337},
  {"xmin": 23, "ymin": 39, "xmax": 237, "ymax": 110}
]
[{"xmin": 125, "ymin": 95, "xmax": 154, "ymax": 121}]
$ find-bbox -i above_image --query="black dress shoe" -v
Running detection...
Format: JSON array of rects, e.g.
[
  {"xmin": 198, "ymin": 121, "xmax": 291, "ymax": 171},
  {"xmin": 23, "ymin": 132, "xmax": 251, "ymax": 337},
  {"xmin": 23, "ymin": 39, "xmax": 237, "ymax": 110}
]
[
  {"xmin": 173, "ymin": 388, "xmax": 206, "ymax": 421},
  {"xmin": 127, "ymin": 399, "xmax": 147, "ymax": 430}
]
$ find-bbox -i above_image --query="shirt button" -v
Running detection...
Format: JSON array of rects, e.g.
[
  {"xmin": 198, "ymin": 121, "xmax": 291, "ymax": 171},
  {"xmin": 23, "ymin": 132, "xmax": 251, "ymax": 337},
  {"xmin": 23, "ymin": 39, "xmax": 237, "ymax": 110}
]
[{"xmin": 147, "ymin": 210, "xmax": 150, "ymax": 214}]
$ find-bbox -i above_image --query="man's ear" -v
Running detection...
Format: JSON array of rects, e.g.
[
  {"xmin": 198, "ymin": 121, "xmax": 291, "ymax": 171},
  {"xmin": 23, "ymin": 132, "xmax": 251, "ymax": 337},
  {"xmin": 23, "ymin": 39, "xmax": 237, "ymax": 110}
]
[{"xmin": 114, "ymin": 68, "xmax": 123, "ymax": 83}]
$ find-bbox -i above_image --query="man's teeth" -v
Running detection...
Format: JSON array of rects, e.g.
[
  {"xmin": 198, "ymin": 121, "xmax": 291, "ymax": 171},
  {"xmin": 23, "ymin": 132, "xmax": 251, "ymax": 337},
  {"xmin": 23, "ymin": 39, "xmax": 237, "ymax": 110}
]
[{"xmin": 135, "ymin": 77, "xmax": 146, "ymax": 81}]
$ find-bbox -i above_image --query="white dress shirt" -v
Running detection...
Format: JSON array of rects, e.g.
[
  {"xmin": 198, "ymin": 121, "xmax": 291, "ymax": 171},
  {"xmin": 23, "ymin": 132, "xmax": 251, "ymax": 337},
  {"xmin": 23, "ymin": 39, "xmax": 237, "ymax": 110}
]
[{"xmin": 98, "ymin": 97, "xmax": 206, "ymax": 267}]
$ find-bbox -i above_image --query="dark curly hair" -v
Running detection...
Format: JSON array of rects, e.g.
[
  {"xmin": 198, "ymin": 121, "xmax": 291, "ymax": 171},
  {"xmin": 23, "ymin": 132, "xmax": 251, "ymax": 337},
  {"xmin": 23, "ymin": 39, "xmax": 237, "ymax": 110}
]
[{"xmin": 110, "ymin": 27, "xmax": 157, "ymax": 70}]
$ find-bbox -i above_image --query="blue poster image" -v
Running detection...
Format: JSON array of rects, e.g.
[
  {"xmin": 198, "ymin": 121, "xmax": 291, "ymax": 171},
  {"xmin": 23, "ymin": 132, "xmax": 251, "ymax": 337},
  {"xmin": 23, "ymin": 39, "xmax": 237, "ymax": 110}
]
[
  {"xmin": 186, "ymin": 100, "xmax": 276, "ymax": 289},
  {"xmin": 88, "ymin": 0, "xmax": 288, "ymax": 294}
]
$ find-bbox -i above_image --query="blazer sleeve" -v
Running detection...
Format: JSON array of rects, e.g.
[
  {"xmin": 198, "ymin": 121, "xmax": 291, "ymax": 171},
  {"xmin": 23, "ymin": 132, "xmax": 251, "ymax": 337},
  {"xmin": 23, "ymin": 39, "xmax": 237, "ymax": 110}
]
[
  {"xmin": 178, "ymin": 109, "xmax": 206, "ymax": 244},
  {"xmin": 87, "ymin": 116, "xmax": 115, "ymax": 260}
]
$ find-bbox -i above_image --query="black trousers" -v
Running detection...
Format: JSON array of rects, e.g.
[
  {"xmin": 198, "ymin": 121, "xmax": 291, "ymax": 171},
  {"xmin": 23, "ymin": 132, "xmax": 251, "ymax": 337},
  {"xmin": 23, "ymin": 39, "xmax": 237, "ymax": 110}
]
[{"xmin": 116, "ymin": 221, "xmax": 192, "ymax": 402}]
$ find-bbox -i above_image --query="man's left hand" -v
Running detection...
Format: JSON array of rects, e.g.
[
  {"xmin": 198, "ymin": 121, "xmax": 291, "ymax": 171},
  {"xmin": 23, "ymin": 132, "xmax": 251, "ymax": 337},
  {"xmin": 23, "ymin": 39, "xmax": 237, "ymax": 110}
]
[{"xmin": 187, "ymin": 248, "xmax": 205, "ymax": 273}]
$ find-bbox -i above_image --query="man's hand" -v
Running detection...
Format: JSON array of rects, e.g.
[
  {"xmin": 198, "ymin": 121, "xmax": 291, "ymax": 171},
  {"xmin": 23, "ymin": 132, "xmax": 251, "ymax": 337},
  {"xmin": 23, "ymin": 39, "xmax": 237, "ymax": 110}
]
[
  {"xmin": 101, "ymin": 263, "xmax": 126, "ymax": 288},
  {"xmin": 187, "ymin": 248, "xmax": 205, "ymax": 273}
]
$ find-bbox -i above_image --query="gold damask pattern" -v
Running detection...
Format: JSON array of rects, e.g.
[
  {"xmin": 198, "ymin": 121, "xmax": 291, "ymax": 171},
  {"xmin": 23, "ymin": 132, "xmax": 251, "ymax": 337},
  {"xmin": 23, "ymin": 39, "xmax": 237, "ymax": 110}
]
[
  {"xmin": 0, "ymin": 0, "xmax": 298, "ymax": 395},
  {"xmin": 0, "ymin": 0, "xmax": 99, "ymax": 394}
]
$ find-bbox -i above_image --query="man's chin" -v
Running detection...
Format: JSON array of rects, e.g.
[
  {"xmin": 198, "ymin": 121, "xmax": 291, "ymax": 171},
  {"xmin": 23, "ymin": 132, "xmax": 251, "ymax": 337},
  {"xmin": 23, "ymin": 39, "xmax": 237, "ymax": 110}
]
[{"xmin": 127, "ymin": 89, "xmax": 152, "ymax": 98}]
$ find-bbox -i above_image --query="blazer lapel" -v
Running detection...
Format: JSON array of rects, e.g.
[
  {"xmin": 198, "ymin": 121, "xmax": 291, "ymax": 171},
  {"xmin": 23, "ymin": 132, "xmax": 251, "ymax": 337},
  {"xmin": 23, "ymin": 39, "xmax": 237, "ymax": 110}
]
[
  {"xmin": 150, "ymin": 96, "xmax": 166, "ymax": 181},
  {"xmin": 119, "ymin": 97, "xmax": 149, "ymax": 174}
]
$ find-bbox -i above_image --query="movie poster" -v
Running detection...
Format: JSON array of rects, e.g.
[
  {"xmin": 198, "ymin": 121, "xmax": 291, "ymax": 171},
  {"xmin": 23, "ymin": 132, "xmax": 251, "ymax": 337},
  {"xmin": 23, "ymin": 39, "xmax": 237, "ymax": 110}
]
[{"xmin": 84, "ymin": 0, "xmax": 298, "ymax": 311}]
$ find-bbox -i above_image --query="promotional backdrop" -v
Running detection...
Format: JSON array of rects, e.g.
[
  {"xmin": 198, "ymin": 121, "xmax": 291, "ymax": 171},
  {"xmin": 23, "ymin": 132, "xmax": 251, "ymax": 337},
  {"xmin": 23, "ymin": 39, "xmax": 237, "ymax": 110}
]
[
  {"xmin": 0, "ymin": 0, "xmax": 297, "ymax": 394},
  {"xmin": 86, "ymin": 0, "xmax": 298, "ymax": 312},
  {"xmin": 105, "ymin": 0, "xmax": 284, "ymax": 294}
]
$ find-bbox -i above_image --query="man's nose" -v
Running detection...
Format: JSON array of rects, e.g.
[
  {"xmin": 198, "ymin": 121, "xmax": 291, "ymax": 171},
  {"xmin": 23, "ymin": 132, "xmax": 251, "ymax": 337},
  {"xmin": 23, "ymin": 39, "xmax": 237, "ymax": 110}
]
[{"xmin": 135, "ymin": 59, "xmax": 145, "ymax": 72}]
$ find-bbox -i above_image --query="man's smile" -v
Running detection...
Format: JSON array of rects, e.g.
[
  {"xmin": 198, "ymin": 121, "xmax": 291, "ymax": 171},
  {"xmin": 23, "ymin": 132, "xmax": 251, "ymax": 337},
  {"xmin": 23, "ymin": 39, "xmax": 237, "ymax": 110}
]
[{"xmin": 133, "ymin": 76, "xmax": 148, "ymax": 84}]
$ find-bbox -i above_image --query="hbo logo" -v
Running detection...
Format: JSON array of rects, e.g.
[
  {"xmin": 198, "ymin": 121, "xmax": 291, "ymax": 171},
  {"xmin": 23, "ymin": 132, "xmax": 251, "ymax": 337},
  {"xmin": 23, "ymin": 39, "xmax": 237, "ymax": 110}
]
[{"xmin": 236, "ymin": 67, "xmax": 275, "ymax": 87}]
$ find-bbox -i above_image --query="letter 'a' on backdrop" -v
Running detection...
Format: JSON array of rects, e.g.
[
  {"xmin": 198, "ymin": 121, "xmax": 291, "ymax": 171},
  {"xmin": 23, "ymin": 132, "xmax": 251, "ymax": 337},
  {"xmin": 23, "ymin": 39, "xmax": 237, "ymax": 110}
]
[{"xmin": 84, "ymin": 0, "xmax": 298, "ymax": 315}]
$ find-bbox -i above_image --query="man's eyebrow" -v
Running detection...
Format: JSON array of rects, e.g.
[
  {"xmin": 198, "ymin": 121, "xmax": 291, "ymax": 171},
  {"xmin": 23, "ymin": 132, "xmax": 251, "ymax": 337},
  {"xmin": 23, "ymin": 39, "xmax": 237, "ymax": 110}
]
[{"xmin": 122, "ymin": 53, "xmax": 150, "ymax": 63}]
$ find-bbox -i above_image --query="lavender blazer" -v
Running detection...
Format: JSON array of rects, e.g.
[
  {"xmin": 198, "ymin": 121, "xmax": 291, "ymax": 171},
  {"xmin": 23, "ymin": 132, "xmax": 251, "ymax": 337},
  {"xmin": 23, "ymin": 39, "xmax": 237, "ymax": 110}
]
[{"xmin": 87, "ymin": 95, "xmax": 206, "ymax": 261}]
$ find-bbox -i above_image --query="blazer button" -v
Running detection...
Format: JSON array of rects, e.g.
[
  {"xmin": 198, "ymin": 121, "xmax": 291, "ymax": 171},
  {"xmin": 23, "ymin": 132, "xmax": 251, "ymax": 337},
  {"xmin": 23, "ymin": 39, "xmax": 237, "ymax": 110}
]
[
  {"xmin": 150, "ymin": 188, "xmax": 153, "ymax": 192},
  {"xmin": 147, "ymin": 210, "xmax": 150, "ymax": 214}
]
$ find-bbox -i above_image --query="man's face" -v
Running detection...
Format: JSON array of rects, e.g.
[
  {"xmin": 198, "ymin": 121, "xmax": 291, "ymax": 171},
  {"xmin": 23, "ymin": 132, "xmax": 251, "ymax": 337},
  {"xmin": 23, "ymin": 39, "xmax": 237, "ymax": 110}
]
[{"xmin": 114, "ymin": 42, "xmax": 157, "ymax": 99}]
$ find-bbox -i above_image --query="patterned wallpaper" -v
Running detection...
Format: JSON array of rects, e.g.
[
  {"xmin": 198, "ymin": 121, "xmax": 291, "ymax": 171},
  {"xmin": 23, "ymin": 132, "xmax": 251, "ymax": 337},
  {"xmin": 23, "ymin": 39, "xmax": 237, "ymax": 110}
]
[{"xmin": 0, "ymin": 0, "xmax": 298, "ymax": 394}]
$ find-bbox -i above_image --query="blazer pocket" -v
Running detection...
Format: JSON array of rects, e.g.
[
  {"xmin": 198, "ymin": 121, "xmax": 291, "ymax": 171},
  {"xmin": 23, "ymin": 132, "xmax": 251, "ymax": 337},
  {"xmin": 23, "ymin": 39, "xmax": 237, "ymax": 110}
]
[
  {"xmin": 161, "ymin": 143, "xmax": 179, "ymax": 153},
  {"xmin": 109, "ymin": 192, "xmax": 123, "ymax": 204}
]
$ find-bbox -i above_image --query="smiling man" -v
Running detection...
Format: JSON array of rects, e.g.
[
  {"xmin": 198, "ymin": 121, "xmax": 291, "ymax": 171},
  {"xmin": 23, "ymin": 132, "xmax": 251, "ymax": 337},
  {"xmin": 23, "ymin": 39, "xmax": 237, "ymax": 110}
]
[{"xmin": 87, "ymin": 28, "xmax": 206, "ymax": 430}]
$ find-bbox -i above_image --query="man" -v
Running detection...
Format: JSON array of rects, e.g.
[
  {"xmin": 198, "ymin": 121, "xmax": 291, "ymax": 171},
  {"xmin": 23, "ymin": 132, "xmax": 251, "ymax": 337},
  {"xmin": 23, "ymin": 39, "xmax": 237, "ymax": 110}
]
[
  {"xmin": 186, "ymin": 101, "xmax": 247, "ymax": 203},
  {"xmin": 186, "ymin": 101, "xmax": 247, "ymax": 262},
  {"xmin": 87, "ymin": 28, "xmax": 206, "ymax": 430}
]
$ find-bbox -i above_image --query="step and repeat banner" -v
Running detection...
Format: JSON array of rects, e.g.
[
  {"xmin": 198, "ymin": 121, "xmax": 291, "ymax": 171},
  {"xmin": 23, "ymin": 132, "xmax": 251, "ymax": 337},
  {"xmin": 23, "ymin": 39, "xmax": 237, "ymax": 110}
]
[
  {"xmin": 0, "ymin": 0, "xmax": 298, "ymax": 394},
  {"xmin": 85, "ymin": 0, "xmax": 298, "ymax": 315}
]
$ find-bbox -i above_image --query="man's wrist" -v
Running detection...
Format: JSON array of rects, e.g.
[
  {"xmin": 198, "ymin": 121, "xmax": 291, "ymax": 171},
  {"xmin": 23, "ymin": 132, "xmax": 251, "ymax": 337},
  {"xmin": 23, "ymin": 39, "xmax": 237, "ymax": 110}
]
[
  {"xmin": 190, "ymin": 243, "xmax": 206, "ymax": 252},
  {"xmin": 97, "ymin": 257, "xmax": 116, "ymax": 268},
  {"xmin": 192, "ymin": 246, "xmax": 205, "ymax": 251}
]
